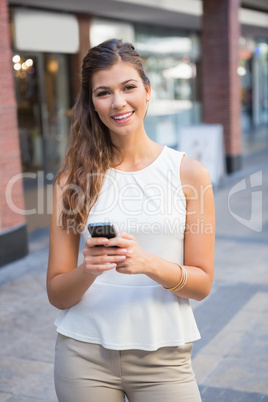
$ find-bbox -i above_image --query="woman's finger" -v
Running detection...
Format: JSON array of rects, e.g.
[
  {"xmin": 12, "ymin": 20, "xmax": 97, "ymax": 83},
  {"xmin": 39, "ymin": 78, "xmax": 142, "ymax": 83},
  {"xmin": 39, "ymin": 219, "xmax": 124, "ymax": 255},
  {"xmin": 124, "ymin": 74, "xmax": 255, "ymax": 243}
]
[
  {"xmin": 107, "ymin": 237, "xmax": 131, "ymax": 248},
  {"xmin": 84, "ymin": 254, "xmax": 126, "ymax": 265},
  {"xmin": 105, "ymin": 247, "xmax": 128, "ymax": 255},
  {"xmin": 118, "ymin": 231, "xmax": 136, "ymax": 241},
  {"xmin": 86, "ymin": 262, "xmax": 117, "ymax": 274},
  {"xmin": 86, "ymin": 237, "xmax": 109, "ymax": 248}
]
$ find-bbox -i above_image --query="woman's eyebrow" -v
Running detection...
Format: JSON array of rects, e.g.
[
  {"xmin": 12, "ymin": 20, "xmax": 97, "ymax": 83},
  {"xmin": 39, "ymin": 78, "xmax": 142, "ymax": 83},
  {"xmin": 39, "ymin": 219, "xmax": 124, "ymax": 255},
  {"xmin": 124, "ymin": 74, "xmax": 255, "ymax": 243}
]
[
  {"xmin": 93, "ymin": 79, "xmax": 139, "ymax": 93},
  {"xmin": 93, "ymin": 86, "xmax": 109, "ymax": 93},
  {"xmin": 121, "ymin": 79, "xmax": 139, "ymax": 85}
]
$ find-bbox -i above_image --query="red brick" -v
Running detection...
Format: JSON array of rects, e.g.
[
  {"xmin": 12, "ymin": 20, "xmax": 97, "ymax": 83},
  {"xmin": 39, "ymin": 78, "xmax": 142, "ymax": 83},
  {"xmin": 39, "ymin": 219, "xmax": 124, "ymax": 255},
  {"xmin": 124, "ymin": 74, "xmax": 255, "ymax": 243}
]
[
  {"xmin": 0, "ymin": 0, "xmax": 26, "ymax": 232},
  {"xmin": 202, "ymin": 0, "xmax": 242, "ymax": 158}
]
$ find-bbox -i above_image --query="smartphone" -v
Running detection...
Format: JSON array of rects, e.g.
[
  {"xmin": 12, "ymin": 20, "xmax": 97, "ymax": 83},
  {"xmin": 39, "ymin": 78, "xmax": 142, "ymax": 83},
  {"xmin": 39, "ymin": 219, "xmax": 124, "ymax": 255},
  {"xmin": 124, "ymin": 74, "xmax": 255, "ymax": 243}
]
[{"xmin": 88, "ymin": 222, "xmax": 117, "ymax": 239}]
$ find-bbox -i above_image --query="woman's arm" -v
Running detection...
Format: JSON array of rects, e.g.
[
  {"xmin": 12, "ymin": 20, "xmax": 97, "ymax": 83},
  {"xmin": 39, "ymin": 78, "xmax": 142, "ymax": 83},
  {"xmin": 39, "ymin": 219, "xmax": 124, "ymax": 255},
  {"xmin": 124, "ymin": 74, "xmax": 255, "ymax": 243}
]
[
  {"xmin": 47, "ymin": 177, "xmax": 94, "ymax": 309},
  {"xmin": 179, "ymin": 156, "xmax": 215, "ymax": 299},
  {"xmin": 112, "ymin": 156, "xmax": 215, "ymax": 301},
  {"xmin": 146, "ymin": 157, "xmax": 215, "ymax": 300},
  {"xmin": 46, "ymin": 177, "xmax": 126, "ymax": 310}
]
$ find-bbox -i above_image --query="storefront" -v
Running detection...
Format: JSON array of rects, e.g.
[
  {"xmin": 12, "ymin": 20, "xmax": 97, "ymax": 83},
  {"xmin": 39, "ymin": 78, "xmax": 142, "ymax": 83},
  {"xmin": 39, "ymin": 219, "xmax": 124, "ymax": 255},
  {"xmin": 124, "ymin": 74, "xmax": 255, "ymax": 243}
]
[
  {"xmin": 254, "ymin": 40, "xmax": 268, "ymax": 127},
  {"xmin": 11, "ymin": 8, "xmax": 78, "ymax": 176},
  {"xmin": 12, "ymin": 51, "xmax": 71, "ymax": 174},
  {"xmin": 239, "ymin": 35, "xmax": 268, "ymax": 153},
  {"xmin": 239, "ymin": 37, "xmax": 254, "ymax": 132}
]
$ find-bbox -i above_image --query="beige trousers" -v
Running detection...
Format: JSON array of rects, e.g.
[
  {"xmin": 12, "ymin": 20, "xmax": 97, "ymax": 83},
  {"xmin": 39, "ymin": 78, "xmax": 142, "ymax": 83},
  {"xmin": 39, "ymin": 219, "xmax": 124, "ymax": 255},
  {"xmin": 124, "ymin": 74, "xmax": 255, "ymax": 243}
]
[{"xmin": 54, "ymin": 334, "xmax": 201, "ymax": 402}]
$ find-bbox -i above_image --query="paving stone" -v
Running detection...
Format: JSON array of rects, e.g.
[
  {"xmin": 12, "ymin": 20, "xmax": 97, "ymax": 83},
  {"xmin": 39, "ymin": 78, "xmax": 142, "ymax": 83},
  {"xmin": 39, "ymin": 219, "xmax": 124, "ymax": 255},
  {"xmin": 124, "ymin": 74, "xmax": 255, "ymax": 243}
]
[
  {"xmin": 229, "ymin": 328, "xmax": 268, "ymax": 363},
  {"xmin": 0, "ymin": 393, "xmax": 11, "ymax": 402},
  {"xmin": 225, "ymin": 310, "xmax": 259, "ymax": 332},
  {"xmin": 254, "ymin": 312, "xmax": 268, "ymax": 335},
  {"xmin": 243, "ymin": 292, "xmax": 268, "ymax": 313},
  {"xmin": 197, "ymin": 329, "xmax": 244, "ymax": 360},
  {"xmin": 0, "ymin": 357, "xmax": 57, "ymax": 401},
  {"xmin": 204, "ymin": 357, "xmax": 268, "ymax": 395},
  {"xmin": 214, "ymin": 241, "xmax": 268, "ymax": 281},
  {"xmin": 0, "ymin": 299, "xmax": 57, "ymax": 336},
  {"xmin": 199, "ymin": 385, "xmax": 268, "ymax": 402},
  {"xmin": 193, "ymin": 283, "xmax": 258, "ymax": 356},
  {"xmin": 0, "ymin": 326, "xmax": 56, "ymax": 363},
  {"xmin": 194, "ymin": 290, "xmax": 268, "ymax": 391},
  {"xmin": 0, "ymin": 396, "xmax": 55, "ymax": 402},
  {"xmin": 192, "ymin": 353, "xmax": 219, "ymax": 384}
]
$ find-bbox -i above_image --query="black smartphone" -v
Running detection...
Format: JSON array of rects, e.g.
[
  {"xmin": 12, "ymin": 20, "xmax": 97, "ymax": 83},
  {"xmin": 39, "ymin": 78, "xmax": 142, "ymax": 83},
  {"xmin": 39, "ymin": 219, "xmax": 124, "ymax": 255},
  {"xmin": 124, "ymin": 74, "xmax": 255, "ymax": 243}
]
[{"xmin": 88, "ymin": 222, "xmax": 117, "ymax": 239}]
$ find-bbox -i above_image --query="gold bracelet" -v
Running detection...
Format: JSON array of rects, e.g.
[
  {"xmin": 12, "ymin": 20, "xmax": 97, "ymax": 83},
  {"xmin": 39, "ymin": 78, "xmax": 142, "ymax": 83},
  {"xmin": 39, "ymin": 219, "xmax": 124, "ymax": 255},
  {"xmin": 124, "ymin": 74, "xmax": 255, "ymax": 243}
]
[{"xmin": 163, "ymin": 264, "xmax": 187, "ymax": 292}]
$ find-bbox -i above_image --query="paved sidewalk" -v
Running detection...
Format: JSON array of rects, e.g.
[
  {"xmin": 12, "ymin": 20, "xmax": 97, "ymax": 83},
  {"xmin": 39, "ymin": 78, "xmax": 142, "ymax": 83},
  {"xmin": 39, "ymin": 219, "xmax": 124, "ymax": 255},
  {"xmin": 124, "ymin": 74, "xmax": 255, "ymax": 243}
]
[{"xmin": 0, "ymin": 154, "xmax": 267, "ymax": 402}]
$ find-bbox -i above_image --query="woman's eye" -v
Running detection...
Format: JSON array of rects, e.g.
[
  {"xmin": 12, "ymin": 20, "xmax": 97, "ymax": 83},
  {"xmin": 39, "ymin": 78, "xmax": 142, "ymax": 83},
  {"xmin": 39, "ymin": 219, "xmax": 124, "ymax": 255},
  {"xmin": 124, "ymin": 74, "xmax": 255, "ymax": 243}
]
[
  {"xmin": 96, "ymin": 91, "xmax": 109, "ymax": 97},
  {"xmin": 124, "ymin": 85, "xmax": 136, "ymax": 91}
]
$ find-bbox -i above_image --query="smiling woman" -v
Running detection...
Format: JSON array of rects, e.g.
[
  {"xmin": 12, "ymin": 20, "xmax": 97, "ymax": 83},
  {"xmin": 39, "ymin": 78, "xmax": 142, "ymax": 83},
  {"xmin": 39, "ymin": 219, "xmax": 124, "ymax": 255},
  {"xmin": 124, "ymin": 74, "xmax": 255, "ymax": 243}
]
[{"xmin": 47, "ymin": 38, "xmax": 214, "ymax": 402}]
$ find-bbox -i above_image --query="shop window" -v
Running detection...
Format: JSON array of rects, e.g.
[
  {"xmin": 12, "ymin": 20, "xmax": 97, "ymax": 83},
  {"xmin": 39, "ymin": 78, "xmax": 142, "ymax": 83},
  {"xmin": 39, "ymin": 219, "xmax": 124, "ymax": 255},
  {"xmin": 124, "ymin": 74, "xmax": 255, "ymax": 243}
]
[
  {"xmin": 135, "ymin": 25, "xmax": 201, "ymax": 149},
  {"xmin": 12, "ymin": 54, "xmax": 42, "ymax": 171},
  {"xmin": 12, "ymin": 52, "xmax": 71, "ymax": 175}
]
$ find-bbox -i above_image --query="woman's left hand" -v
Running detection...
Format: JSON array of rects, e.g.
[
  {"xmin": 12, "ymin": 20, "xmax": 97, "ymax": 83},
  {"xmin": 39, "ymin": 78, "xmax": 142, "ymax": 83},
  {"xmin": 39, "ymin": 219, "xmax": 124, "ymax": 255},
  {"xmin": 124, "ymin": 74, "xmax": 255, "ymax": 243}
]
[{"xmin": 106, "ymin": 232, "xmax": 150, "ymax": 275}]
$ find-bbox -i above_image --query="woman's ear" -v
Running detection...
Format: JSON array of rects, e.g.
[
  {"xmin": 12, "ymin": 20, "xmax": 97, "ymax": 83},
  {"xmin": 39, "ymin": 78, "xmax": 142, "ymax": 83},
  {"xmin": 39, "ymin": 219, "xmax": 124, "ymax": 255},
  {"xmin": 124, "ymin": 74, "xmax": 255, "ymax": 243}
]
[{"xmin": 146, "ymin": 85, "xmax": 151, "ymax": 102}]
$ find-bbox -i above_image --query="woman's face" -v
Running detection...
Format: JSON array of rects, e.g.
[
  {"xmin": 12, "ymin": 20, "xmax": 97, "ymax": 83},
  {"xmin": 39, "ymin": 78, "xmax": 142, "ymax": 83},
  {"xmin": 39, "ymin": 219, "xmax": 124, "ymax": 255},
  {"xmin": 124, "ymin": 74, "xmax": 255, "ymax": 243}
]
[{"xmin": 92, "ymin": 61, "xmax": 150, "ymax": 142}]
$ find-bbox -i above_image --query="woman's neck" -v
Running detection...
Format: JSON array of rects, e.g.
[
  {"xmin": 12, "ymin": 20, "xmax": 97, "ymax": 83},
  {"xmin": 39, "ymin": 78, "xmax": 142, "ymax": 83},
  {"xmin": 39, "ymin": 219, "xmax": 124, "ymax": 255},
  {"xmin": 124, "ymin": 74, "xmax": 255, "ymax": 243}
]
[{"xmin": 112, "ymin": 136, "xmax": 163, "ymax": 172}]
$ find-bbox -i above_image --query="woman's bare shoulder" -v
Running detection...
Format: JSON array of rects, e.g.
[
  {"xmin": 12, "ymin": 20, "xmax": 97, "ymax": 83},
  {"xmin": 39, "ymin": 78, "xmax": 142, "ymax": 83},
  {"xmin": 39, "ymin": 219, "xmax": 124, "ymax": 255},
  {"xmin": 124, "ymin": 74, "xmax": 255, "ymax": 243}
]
[{"xmin": 181, "ymin": 156, "xmax": 212, "ymax": 188}]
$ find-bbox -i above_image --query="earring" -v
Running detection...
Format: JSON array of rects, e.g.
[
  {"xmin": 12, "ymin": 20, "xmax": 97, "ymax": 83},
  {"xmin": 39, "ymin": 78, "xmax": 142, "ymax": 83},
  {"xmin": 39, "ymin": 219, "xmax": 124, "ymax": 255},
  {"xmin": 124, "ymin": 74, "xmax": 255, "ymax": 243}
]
[{"xmin": 146, "ymin": 96, "xmax": 150, "ymax": 101}]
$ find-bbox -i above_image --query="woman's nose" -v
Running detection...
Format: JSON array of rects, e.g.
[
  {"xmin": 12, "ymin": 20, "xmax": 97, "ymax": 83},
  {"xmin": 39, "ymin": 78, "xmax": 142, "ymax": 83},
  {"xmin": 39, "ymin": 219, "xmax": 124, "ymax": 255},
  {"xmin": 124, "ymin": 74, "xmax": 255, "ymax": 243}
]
[{"xmin": 112, "ymin": 92, "xmax": 127, "ymax": 109}]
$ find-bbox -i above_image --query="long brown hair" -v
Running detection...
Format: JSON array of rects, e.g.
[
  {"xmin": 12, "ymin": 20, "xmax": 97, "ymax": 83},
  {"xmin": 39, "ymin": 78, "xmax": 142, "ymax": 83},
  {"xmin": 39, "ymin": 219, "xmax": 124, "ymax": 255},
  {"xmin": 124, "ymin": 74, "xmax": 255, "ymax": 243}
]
[{"xmin": 56, "ymin": 39, "xmax": 150, "ymax": 231}]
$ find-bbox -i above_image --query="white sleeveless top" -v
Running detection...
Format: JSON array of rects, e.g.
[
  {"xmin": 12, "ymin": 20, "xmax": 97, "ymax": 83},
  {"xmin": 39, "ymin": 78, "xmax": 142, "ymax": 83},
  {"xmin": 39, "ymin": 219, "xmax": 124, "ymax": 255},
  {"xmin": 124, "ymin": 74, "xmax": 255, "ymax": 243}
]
[{"xmin": 55, "ymin": 146, "xmax": 201, "ymax": 350}]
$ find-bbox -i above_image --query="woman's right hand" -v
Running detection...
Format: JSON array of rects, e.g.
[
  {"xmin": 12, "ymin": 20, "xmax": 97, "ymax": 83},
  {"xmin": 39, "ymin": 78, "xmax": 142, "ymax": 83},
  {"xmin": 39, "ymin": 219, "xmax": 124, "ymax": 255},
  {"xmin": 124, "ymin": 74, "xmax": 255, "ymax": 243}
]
[
  {"xmin": 83, "ymin": 238, "xmax": 127, "ymax": 277},
  {"xmin": 47, "ymin": 174, "xmax": 127, "ymax": 309}
]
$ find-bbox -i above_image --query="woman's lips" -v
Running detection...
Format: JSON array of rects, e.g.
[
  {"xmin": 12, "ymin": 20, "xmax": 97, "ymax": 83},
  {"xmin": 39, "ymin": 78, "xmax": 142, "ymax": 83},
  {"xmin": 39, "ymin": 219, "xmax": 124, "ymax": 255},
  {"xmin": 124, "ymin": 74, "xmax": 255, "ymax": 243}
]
[{"xmin": 111, "ymin": 111, "xmax": 134, "ymax": 123}]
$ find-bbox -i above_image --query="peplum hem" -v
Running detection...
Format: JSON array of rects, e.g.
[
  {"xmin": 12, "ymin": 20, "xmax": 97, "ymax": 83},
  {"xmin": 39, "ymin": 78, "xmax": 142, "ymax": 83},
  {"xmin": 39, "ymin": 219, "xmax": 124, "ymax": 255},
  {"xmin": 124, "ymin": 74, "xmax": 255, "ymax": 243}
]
[{"xmin": 55, "ymin": 282, "xmax": 200, "ymax": 351}]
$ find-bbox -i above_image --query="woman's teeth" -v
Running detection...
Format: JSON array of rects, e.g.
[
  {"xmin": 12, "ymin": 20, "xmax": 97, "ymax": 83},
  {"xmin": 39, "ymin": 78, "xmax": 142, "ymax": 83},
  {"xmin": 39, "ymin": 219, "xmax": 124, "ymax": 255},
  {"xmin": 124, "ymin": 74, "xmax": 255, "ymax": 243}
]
[{"xmin": 113, "ymin": 112, "xmax": 133, "ymax": 120}]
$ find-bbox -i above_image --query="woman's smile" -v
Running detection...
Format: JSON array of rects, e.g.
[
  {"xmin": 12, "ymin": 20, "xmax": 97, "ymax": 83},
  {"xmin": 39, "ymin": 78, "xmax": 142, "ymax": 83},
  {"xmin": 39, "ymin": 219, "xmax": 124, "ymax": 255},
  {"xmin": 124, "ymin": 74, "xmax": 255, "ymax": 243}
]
[{"xmin": 111, "ymin": 111, "xmax": 134, "ymax": 124}]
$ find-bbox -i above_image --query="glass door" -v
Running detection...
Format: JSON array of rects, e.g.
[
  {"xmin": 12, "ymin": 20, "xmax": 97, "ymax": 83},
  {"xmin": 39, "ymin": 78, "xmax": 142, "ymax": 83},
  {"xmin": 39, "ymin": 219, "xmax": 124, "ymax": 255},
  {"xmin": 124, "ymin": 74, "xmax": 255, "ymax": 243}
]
[
  {"xmin": 12, "ymin": 51, "xmax": 71, "ymax": 175},
  {"xmin": 43, "ymin": 53, "xmax": 71, "ymax": 174},
  {"xmin": 12, "ymin": 52, "xmax": 43, "ymax": 172}
]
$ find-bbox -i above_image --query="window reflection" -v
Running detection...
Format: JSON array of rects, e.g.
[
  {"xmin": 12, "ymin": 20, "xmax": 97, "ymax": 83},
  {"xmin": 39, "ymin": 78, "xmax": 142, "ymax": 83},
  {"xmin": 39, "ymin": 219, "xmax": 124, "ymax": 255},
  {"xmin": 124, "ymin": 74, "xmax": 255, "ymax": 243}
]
[
  {"xmin": 135, "ymin": 26, "xmax": 201, "ymax": 148},
  {"xmin": 44, "ymin": 54, "xmax": 71, "ymax": 172},
  {"xmin": 13, "ymin": 55, "xmax": 42, "ymax": 171},
  {"xmin": 13, "ymin": 52, "xmax": 71, "ymax": 174}
]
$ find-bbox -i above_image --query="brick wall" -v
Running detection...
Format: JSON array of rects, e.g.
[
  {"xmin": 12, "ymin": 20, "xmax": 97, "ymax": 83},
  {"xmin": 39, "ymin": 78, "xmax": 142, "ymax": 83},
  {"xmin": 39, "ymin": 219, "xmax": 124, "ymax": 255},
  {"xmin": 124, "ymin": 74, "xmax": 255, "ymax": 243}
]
[
  {"xmin": 0, "ymin": 0, "xmax": 26, "ymax": 232},
  {"xmin": 202, "ymin": 0, "xmax": 242, "ymax": 172}
]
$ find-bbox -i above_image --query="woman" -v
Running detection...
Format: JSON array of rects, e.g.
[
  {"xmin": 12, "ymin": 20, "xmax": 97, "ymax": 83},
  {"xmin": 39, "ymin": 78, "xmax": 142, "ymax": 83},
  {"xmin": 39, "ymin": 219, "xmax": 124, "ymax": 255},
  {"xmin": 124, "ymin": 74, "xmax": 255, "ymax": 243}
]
[{"xmin": 47, "ymin": 38, "xmax": 215, "ymax": 402}]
